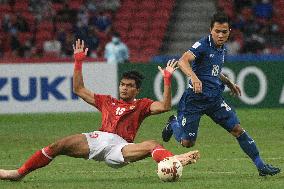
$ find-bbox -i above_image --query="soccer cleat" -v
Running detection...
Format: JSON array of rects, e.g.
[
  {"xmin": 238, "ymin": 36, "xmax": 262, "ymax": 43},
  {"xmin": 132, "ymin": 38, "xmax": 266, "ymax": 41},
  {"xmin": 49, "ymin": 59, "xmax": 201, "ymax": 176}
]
[
  {"xmin": 258, "ymin": 164, "xmax": 281, "ymax": 176},
  {"xmin": 0, "ymin": 169, "xmax": 23, "ymax": 181},
  {"xmin": 162, "ymin": 115, "xmax": 176, "ymax": 142},
  {"xmin": 174, "ymin": 150, "xmax": 200, "ymax": 166}
]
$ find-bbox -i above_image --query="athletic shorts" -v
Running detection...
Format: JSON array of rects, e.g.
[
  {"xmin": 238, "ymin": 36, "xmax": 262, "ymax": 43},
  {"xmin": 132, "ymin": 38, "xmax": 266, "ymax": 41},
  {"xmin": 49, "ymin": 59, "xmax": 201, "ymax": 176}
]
[
  {"xmin": 83, "ymin": 131, "xmax": 131, "ymax": 168},
  {"xmin": 178, "ymin": 96, "xmax": 240, "ymax": 141}
]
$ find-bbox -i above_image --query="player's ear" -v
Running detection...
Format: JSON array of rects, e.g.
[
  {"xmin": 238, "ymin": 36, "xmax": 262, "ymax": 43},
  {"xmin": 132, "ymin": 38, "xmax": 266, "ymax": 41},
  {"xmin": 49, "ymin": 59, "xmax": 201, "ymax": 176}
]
[{"xmin": 136, "ymin": 88, "xmax": 141, "ymax": 95}]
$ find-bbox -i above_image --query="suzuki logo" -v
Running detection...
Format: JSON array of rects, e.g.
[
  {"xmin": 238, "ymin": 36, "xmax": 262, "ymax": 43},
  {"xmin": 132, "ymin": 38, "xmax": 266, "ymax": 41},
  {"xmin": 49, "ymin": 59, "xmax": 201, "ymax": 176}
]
[{"xmin": 0, "ymin": 77, "xmax": 78, "ymax": 101}]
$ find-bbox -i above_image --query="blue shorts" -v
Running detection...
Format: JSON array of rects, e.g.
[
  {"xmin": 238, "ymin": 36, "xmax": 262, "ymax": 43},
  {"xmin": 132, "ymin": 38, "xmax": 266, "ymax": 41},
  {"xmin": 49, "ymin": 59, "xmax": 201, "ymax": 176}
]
[{"xmin": 177, "ymin": 95, "xmax": 240, "ymax": 141}]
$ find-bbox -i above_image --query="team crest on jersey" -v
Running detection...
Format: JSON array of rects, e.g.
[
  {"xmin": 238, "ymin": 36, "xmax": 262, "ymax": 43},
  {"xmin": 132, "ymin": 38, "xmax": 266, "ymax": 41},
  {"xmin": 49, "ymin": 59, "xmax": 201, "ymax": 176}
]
[{"xmin": 129, "ymin": 105, "xmax": 135, "ymax": 110}]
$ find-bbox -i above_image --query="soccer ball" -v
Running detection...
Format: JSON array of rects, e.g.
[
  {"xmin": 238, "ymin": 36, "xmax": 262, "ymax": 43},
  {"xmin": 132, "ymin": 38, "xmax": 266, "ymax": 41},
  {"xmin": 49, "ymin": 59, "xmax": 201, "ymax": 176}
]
[{"xmin": 157, "ymin": 157, "xmax": 183, "ymax": 182}]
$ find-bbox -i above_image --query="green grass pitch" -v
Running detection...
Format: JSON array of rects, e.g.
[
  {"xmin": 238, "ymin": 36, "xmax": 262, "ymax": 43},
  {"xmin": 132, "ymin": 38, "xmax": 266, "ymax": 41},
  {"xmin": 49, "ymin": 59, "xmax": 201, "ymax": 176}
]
[{"xmin": 0, "ymin": 109, "xmax": 283, "ymax": 189}]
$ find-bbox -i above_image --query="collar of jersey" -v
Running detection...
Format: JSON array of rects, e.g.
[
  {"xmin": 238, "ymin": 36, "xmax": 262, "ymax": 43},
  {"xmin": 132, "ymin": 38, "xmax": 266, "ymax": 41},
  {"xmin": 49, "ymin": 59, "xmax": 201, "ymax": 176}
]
[
  {"xmin": 118, "ymin": 98, "xmax": 137, "ymax": 104},
  {"xmin": 208, "ymin": 34, "xmax": 225, "ymax": 52}
]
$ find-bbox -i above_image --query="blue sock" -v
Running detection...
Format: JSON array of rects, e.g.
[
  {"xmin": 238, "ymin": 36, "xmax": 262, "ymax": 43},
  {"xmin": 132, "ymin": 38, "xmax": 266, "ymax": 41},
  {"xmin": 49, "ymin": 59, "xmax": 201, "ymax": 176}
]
[
  {"xmin": 170, "ymin": 118, "xmax": 183, "ymax": 142},
  {"xmin": 236, "ymin": 132, "xmax": 265, "ymax": 169}
]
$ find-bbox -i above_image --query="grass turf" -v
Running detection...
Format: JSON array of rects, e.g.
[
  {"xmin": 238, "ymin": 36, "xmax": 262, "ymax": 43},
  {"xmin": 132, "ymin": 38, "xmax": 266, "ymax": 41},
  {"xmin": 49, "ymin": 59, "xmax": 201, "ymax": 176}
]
[{"xmin": 0, "ymin": 109, "xmax": 283, "ymax": 189}]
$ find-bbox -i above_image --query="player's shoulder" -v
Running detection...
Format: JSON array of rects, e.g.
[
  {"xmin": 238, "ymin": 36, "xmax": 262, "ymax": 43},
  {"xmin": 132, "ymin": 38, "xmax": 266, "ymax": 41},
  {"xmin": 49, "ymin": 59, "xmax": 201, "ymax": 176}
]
[
  {"xmin": 196, "ymin": 35, "xmax": 210, "ymax": 47},
  {"xmin": 105, "ymin": 42, "xmax": 114, "ymax": 48},
  {"xmin": 190, "ymin": 35, "xmax": 210, "ymax": 51},
  {"xmin": 95, "ymin": 94, "xmax": 113, "ymax": 103}
]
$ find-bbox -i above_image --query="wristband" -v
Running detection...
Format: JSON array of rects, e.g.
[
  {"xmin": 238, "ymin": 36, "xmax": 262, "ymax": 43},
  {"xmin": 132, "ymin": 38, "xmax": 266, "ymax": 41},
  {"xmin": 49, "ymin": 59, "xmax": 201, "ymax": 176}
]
[
  {"xmin": 74, "ymin": 61, "xmax": 82, "ymax": 71},
  {"xmin": 74, "ymin": 52, "xmax": 85, "ymax": 71},
  {"xmin": 163, "ymin": 70, "xmax": 172, "ymax": 86}
]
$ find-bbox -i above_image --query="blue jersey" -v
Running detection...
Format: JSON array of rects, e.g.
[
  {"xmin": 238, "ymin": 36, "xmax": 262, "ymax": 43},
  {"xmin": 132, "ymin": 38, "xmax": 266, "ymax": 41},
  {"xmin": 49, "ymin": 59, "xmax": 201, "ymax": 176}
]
[{"xmin": 187, "ymin": 35, "xmax": 226, "ymax": 99}]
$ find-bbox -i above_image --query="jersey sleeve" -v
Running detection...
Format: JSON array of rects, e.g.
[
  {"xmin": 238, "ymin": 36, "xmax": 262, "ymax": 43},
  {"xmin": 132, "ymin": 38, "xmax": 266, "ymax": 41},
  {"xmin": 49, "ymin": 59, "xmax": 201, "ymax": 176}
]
[
  {"xmin": 93, "ymin": 94, "xmax": 111, "ymax": 111},
  {"xmin": 139, "ymin": 98, "xmax": 154, "ymax": 118},
  {"xmin": 188, "ymin": 40, "xmax": 206, "ymax": 58}
]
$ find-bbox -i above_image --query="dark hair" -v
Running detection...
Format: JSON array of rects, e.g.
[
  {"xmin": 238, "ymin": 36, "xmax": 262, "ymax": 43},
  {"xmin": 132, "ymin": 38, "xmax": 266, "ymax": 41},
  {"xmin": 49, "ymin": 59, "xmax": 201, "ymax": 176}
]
[
  {"xmin": 121, "ymin": 71, "xmax": 144, "ymax": 89},
  {"xmin": 210, "ymin": 11, "xmax": 230, "ymax": 28},
  {"xmin": 113, "ymin": 32, "xmax": 121, "ymax": 38}
]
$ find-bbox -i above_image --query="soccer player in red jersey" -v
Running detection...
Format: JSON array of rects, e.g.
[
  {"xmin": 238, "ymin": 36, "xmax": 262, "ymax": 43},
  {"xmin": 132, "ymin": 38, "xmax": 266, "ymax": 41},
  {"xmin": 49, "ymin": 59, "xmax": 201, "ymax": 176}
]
[{"xmin": 0, "ymin": 39, "xmax": 200, "ymax": 181}]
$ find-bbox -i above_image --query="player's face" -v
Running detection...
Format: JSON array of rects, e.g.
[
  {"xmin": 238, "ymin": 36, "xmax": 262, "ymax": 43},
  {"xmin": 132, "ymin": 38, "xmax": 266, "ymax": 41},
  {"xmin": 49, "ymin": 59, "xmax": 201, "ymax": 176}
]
[
  {"xmin": 119, "ymin": 79, "xmax": 139, "ymax": 101},
  {"xmin": 210, "ymin": 22, "xmax": 230, "ymax": 47}
]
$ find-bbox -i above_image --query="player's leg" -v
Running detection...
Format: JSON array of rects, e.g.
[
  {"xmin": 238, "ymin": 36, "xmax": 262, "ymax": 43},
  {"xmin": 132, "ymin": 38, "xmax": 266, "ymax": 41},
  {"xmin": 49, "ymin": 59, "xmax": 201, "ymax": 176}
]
[
  {"xmin": 209, "ymin": 99, "xmax": 280, "ymax": 176},
  {"xmin": 162, "ymin": 112, "xmax": 201, "ymax": 148},
  {"xmin": 162, "ymin": 91, "xmax": 188, "ymax": 142},
  {"xmin": 0, "ymin": 134, "xmax": 89, "ymax": 181},
  {"xmin": 231, "ymin": 124, "xmax": 280, "ymax": 176},
  {"xmin": 121, "ymin": 140, "xmax": 200, "ymax": 166}
]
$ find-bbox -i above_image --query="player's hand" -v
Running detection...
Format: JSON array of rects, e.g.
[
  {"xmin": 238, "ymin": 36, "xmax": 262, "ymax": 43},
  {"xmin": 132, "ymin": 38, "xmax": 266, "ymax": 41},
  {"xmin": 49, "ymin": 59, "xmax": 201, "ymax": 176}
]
[
  {"xmin": 227, "ymin": 82, "xmax": 241, "ymax": 97},
  {"xmin": 191, "ymin": 75, "xmax": 202, "ymax": 93},
  {"xmin": 158, "ymin": 59, "xmax": 178, "ymax": 76},
  {"xmin": 73, "ymin": 39, "xmax": 88, "ymax": 62}
]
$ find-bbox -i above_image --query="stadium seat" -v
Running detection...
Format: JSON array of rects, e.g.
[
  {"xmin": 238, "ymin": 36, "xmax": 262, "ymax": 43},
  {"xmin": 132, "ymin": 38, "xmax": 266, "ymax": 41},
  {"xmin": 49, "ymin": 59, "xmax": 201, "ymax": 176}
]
[
  {"xmin": 143, "ymin": 47, "xmax": 158, "ymax": 56},
  {"xmin": 0, "ymin": 4, "xmax": 12, "ymax": 13},
  {"xmin": 131, "ymin": 21, "xmax": 149, "ymax": 31},
  {"xmin": 38, "ymin": 21, "xmax": 54, "ymax": 31},
  {"xmin": 127, "ymin": 40, "xmax": 141, "ymax": 50},
  {"xmin": 128, "ymin": 29, "xmax": 146, "ymax": 40},
  {"xmin": 55, "ymin": 22, "xmax": 73, "ymax": 32},
  {"xmin": 69, "ymin": 0, "xmax": 85, "ymax": 10},
  {"xmin": 123, "ymin": 0, "xmax": 137, "ymax": 10},
  {"xmin": 14, "ymin": 1, "xmax": 29, "ymax": 12},
  {"xmin": 36, "ymin": 31, "xmax": 53, "ymax": 41},
  {"xmin": 52, "ymin": 3, "xmax": 64, "ymax": 13},
  {"xmin": 160, "ymin": 0, "xmax": 175, "ymax": 10},
  {"xmin": 18, "ymin": 32, "xmax": 32, "ymax": 44},
  {"xmin": 114, "ymin": 20, "xmax": 130, "ymax": 33},
  {"xmin": 140, "ymin": 1, "xmax": 156, "ymax": 11}
]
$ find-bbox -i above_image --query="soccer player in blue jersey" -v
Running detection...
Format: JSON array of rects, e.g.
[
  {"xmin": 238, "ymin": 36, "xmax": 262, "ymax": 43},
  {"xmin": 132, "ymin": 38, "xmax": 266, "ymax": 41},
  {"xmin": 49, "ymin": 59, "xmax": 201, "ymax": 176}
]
[{"xmin": 162, "ymin": 12, "xmax": 281, "ymax": 176}]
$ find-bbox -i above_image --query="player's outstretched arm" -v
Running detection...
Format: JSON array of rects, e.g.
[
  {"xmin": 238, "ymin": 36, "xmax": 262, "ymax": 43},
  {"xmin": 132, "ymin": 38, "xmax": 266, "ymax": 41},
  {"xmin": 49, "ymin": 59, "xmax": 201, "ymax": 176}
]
[
  {"xmin": 219, "ymin": 73, "xmax": 241, "ymax": 97},
  {"xmin": 150, "ymin": 59, "xmax": 178, "ymax": 115},
  {"xmin": 178, "ymin": 51, "xmax": 202, "ymax": 93},
  {"xmin": 73, "ymin": 39, "xmax": 96, "ymax": 106}
]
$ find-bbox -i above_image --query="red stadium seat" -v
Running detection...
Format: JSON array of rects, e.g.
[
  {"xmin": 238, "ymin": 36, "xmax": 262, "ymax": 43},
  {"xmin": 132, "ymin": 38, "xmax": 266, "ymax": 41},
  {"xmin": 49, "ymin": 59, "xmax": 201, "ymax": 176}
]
[
  {"xmin": 115, "ymin": 10, "xmax": 132, "ymax": 21},
  {"xmin": 21, "ymin": 11, "xmax": 35, "ymax": 23},
  {"xmin": 131, "ymin": 21, "xmax": 149, "ymax": 31},
  {"xmin": 159, "ymin": 0, "xmax": 175, "ymax": 10},
  {"xmin": 114, "ymin": 20, "xmax": 130, "ymax": 33},
  {"xmin": 128, "ymin": 29, "xmax": 145, "ymax": 40},
  {"xmin": 69, "ymin": 0, "xmax": 84, "ymax": 10},
  {"xmin": 38, "ymin": 21, "xmax": 54, "ymax": 31},
  {"xmin": 140, "ymin": 1, "xmax": 156, "ymax": 11},
  {"xmin": 0, "ymin": 4, "xmax": 12, "ymax": 13},
  {"xmin": 52, "ymin": 3, "xmax": 64, "ymax": 13},
  {"xmin": 134, "ymin": 11, "xmax": 151, "ymax": 20},
  {"xmin": 143, "ymin": 47, "xmax": 158, "ymax": 56},
  {"xmin": 127, "ymin": 40, "xmax": 141, "ymax": 50},
  {"xmin": 18, "ymin": 32, "xmax": 32, "ymax": 44},
  {"xmin": 123, "ymin": 0, "xmax": 137, "ymax": 10},
  {"xmin": 36, "ymin": 31, "xmax": 53, "ymax": 41},
  {"xmin": 14, "ymin": 1, "xmax": 29, "ymax": 12},
  {"xmin": 55, "ymin": 22, "xmax": 73, "ymax": 32}
]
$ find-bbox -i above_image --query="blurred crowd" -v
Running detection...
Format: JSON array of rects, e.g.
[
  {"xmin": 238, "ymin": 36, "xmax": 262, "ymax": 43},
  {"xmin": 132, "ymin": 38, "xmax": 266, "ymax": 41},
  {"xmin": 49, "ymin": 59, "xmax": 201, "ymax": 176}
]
[
  {"xmin": 0, "ymin": 0, "xmax": 121, "ymax": 59},
  {"xmin": 1, "ymin": 0, "xmax": 284, "ymax": 60},
  {"xmin": 217, "ymin": 0, "xmax": 284, "ymax": 55}
]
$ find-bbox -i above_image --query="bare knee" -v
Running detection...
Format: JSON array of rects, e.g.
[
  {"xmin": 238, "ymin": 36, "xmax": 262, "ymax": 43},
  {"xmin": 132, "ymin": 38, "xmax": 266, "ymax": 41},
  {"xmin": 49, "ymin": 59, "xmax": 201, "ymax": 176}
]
[
  {"xmin": 181, "ymin": 140, "xmax": 195, "ymax": 148},
  {"xmin": 230, "ymin": 124, "xmax": 244, "ymax": 137},
  {"xmin": 142, "ymin": 140, "xmax": 161, "ymax": 151},
  {"xmin": 48, "ymin": 141, "xmax": 64, "ymax": 156}
]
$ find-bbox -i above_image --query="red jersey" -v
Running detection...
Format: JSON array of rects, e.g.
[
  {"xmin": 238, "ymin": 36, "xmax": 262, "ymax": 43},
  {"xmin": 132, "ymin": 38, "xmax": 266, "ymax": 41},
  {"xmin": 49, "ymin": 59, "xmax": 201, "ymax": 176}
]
[{"xmin": 94, "ymin": 94, "xmax": 154, "ymax": 142}]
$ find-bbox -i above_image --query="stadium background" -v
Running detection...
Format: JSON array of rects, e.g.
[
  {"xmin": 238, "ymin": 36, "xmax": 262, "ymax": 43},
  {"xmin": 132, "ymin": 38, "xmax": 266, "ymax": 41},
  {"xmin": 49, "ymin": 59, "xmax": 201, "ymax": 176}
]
[{"xmin": 0, "ymin": 0, "xmax": 283, "ymax": 188}]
